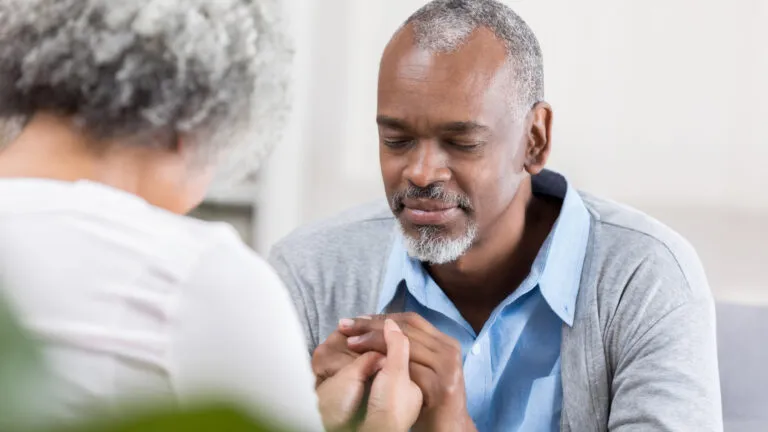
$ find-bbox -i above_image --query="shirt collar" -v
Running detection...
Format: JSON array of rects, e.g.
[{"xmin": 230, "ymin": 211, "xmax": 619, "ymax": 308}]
[
  {"xmin": 531, "ymin": 172, "xmax": 591, "ymax": 326},
  {"xmin": 378, "ymin": 170, "xmax": 591, "ymax": 327},
  {"xmin": 378, "ymin": 234, "xmax": 423, "ymax": 312}
]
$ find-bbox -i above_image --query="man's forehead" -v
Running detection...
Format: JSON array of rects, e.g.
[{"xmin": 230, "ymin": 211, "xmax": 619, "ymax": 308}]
[
  {"xmin": 380, "ymin": 25, "xmax": 510, "ymax": 86},
  {"xmin": 378, "ymin": 26, "xmax": 515, "ymax": 125}
]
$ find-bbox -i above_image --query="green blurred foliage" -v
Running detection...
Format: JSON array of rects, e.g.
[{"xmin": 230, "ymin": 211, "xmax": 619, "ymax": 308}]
[
  {"xmin": 0, "ymin": 293, "xmax": 46, "ymax": 430},
  {"xmin": 58, "ymin": 405, "xmax": 290, "ymax": 432}
]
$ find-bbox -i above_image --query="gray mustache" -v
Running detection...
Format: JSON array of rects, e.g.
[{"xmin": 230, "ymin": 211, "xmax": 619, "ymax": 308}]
[{"xmin": 391, "ymin": 184, "xmax": 472, "ymax": 212}]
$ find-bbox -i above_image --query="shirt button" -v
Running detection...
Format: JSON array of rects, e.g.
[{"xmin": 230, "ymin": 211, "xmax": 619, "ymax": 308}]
[{"xmin": 471, "ymin": 343, "xmax": 481, "ymax": 355}]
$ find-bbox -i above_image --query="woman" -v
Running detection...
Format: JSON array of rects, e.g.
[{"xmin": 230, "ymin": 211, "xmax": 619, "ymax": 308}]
[{"xmin": 0, "ymin": 1, "xmax": 420, "ymax": 430}]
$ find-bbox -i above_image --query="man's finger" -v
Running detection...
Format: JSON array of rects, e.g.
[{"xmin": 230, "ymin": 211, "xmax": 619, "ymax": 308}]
[
  {"xmin": 341, "ymin": 316, "xmax": 440, "ymax": 351},
  {"xmin": 408, "ymin": 362, "xmax": 438, "ymax": 408},
  {"xmin": 392, "ymin": 312, "xmax": 440, "ymax": 335},
  {"xmin": 339, "ymin": 313, "xmax": 441, "ymax": 338},
  {"xmin": 338, "ymin": 316, "xmax": 383, "ymax": 336},
  {"xmin": 346, "ymin": 330, "xmax": 441, "ymax": 370}
]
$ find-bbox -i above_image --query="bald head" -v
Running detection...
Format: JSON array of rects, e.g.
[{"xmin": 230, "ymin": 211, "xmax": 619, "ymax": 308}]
[
  {"xmin": 380, "ymin": 25, "xmax": 514, "ymax": 126},
  {"xmin": 393, "ymin": 0, "xmax": 544, "ymax": 118}
]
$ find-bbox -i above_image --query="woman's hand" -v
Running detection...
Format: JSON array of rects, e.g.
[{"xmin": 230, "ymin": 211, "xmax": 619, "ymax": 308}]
[{"xmin": 359, "ymin": 319, "xmax": 423, "ymax": 432}]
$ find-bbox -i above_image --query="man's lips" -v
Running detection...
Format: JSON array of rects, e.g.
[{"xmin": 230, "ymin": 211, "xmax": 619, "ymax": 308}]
[
  {"xmin": 402, "ymin": 198, "xmax": 456, "ymax": 211},
  {"xmin": 401, "ymin": 199, "xmax": 461, "ymax": 225}
]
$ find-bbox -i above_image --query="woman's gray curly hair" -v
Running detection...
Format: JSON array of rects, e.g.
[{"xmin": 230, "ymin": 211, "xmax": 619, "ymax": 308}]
[{"xmin": 0, "ymin": 0, "xmax": 293, "ymax": 182}]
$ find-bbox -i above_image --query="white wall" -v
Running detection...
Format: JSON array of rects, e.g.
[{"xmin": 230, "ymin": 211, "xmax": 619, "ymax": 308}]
[
  {"xmin": 258, "ymin": 0, "xmax": 767, "ymax": 301},
  {"xmin": 255, "ymin": 0, "xmax": 314, "ymax": 253}
]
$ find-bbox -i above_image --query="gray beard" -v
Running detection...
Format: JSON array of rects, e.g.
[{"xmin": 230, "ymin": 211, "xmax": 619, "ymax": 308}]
[{"xmin": 397, "ymin": 220, "xmax": 478, "ymax": 265}]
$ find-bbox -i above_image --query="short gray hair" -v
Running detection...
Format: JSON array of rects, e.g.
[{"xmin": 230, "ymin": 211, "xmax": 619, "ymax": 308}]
[
  {"xmin": 403, "ymin": 0, "xmax": 544, "ymax": 117},
  {"xmin": 0, "ymin": 0, "xmax": 293, "ymax": 179}
]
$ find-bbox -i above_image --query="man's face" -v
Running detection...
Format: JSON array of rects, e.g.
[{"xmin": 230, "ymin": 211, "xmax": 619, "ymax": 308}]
[{"xmin": 378, "ymin": 26, "xmax": 530, "ymax": 264}]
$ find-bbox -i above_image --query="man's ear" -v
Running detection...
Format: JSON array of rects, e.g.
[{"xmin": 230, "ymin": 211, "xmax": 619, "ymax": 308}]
[{"xmin": 524, "ymin": 102, "xmax": 553, "ymax": 175}]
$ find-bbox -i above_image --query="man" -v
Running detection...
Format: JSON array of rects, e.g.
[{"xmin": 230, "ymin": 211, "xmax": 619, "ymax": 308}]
[
  {"xmin": 270, "ymin": 0, "xmax": 722, "ymax": 430},
  {"xmin": 0, "ymin": 1, "xmax": 421, "ymax": 430}
]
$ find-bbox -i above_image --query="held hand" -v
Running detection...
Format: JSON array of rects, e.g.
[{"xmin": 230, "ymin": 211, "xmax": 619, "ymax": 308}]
[
  {"xmin": 312, "ymin": 328, "xmax": 360, "ymax": 388},
  {"xmin": 339, "ymin": 313, "xmax": 477, "ymax": 432},
  {"xmin": 312, "ymin": 328, "xmax": 363, "ymax": 430},
  {"xmin": 360, "ymin": 319, "xmax": 423, "ymax": 432},
  {"xmin": 316, "ymin": 351, "xmax": 383, "ymax": 431}
]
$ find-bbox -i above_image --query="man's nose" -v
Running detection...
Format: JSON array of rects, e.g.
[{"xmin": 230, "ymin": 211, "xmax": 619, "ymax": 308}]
[{"xmin": 402, "ymin": 141, "xmax": 451, "ymax": 188}]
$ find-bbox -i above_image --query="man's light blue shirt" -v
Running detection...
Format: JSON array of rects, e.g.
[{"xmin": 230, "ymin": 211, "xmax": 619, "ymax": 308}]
[{"xmin": 377, "ymin": 173, "xmax": 591, "ymax": 431}]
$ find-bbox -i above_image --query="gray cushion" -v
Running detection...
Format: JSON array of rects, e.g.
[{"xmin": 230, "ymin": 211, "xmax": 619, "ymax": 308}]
[{"xmin": 717, "ymin": 302, "xmax": 768, "ymax": 432}]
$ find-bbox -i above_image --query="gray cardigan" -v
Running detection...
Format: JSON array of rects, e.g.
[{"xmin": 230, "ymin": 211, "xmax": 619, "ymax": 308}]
[{"xmin": 269, "ymin": 194, "xmax": 723, "ymax": 431}]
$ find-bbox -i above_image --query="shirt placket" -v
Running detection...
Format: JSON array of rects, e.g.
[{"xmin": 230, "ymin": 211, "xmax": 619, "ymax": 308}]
[{"xmin": 463, "ymin": 331, "xmax": 493, "ymax": 429}]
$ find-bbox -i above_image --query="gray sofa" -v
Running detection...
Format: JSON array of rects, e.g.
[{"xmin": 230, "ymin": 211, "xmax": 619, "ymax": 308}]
[{"xmin": 717, "ymin": 301, "xmax": 768, "ymax": 431}]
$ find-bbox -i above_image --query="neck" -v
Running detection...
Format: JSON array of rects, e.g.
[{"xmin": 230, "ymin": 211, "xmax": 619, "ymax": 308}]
[
  {"xmin": 428, "ymin": 177, "xmax": 561, "ymax": 331},
  {"xmin": 0, "ymin": 113, "xmax": 195, "ymax": 213}
]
